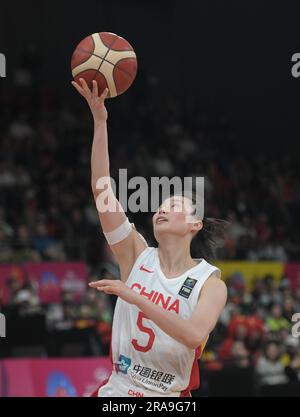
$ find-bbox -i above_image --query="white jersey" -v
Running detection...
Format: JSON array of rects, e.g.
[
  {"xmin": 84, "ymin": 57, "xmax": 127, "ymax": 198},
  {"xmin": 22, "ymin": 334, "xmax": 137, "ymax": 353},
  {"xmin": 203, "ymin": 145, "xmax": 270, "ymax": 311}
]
[{"xmin": 98, "ymin": 246, "xmax": 220, "ymax": 397}]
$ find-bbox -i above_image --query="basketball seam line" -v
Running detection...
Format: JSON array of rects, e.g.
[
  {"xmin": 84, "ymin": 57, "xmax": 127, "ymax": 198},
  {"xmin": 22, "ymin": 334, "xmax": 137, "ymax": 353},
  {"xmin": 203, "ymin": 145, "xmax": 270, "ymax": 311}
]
[
  {"xmin": 97, "ymin": 36, "xmax": 118, "ymax": 72},
  {"xmin": 88, "ymin": 35, "xmax": 117, "ymax": 93},
  {"xmin": 93, "ymin": 35, "xmax": 120, "ymax": 95},
  {"xmin": 76, "ymin": 47, "xmax": 134, "ymax": 79},
  {"xmin": 90, "ymin": 36, "xmax": 100, "ymax": 87},
  {"xmin": 101, "ymin": 43, "xmax": 134, "ymax": 53}
]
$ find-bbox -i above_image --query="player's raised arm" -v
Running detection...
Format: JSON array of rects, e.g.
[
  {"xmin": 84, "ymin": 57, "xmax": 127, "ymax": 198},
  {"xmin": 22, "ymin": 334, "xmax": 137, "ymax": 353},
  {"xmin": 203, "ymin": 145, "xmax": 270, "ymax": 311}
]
[{"xmin": 72, "ymin": 78, "xmax": 147, "ymax": 281}]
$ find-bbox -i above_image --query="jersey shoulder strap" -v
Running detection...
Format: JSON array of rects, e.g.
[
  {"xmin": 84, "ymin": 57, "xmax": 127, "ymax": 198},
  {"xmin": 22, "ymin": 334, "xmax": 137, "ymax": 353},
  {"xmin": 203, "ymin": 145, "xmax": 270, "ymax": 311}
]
[
  {"xmin": 126, "ymin": 246, "xmax": 156, "ymax": 282},
  {"xmin": 188, "ymin": 259, "xmax": 221, "ymax": 303}
]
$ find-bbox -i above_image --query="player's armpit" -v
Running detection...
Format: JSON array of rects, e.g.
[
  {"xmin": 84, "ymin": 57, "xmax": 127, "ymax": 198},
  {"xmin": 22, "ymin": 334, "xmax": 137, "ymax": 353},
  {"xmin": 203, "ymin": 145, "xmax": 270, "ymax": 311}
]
[{"xmin": 189, "ymin": 275, "xmax": 227, "ymax": 346}]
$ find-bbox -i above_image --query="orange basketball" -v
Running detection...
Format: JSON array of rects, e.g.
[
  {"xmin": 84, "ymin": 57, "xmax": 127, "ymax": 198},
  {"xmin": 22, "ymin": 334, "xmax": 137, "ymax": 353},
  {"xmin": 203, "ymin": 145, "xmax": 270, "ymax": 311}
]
[{"xmin": 71, "ymin": 32, "xmax": 138, "ymax": 98}]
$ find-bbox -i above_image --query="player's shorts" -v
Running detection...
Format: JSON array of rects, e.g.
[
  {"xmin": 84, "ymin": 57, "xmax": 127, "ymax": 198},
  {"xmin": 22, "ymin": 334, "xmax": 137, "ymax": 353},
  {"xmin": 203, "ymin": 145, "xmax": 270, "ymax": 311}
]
[{"xmin": 90, "ymin": 377, "xmax": 192, "ymax": 397}]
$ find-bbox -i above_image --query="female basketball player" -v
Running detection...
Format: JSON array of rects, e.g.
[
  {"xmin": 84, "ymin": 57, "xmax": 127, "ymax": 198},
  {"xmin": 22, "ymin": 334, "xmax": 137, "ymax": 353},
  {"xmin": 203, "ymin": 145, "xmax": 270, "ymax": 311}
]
[{"xmin": 72, "ymin": 78, "xmax": 228, "ymax": 397}]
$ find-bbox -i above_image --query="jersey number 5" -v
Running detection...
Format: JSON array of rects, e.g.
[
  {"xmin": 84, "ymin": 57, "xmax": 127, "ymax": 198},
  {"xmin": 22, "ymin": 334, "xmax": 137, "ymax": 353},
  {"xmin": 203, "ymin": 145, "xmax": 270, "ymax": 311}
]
[{"xmin": 131, "ymin": 312, "xmax": 155, "ymax": 352}]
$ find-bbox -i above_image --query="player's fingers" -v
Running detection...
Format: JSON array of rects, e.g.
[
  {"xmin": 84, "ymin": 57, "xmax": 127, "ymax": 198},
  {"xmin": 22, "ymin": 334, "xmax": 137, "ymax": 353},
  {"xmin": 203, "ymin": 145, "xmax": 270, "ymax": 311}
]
[
  {"xmin": 79, "ymin": 78, "xmax": 91, "ymax": 95},
  {"xmin": 89, "ymin": 281, "xmax": 103, "ymax": 288},
  {"xmin": 92, "ymin": 80, "xmax": 98, "ymax": 98},
  {"xmin": 96, "ymin": 286, "xmax": 114, "ymax": 295},
  {"xmin": 71, "ymin": 81, "xmax": 85, "ymax": 96},
  {"xmin": 100, "ymin": 88, "xmax": 109, "ymax": 101},
  {"xmin": 89, "ymin": 279, "xmax": 112, "ymax": 287},
  {"xmin": 95, "ymin": 286, "xmax": 106, "ymax": 292}
]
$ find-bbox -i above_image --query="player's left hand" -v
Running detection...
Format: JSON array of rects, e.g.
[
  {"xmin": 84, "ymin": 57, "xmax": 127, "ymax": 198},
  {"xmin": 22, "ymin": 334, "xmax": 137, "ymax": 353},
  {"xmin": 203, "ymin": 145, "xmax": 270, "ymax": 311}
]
[
  {"xmin": 71, "ymin": 79, "xmax": 108, "ymax": 122},
  {"xmin": 88, "ymin": 279, "xmax": 138, "ymax": 305}
]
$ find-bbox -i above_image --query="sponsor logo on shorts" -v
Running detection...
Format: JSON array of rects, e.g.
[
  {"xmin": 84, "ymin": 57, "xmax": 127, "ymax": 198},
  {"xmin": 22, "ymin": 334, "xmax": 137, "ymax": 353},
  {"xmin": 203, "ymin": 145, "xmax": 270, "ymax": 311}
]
[
  {"xmin": 129, "ymin": 364, "xmax": 175, "ymax": 392},
  {"xmin": 115, "ymin": 354, "xmax": 132, "ymax": 374}
]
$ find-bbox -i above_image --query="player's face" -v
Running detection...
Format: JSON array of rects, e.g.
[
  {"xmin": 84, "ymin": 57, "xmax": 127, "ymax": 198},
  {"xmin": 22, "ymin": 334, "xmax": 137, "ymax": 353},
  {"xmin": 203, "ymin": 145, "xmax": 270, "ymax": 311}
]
[{"xmin": 152, "ymin": 196, "xmax": 202, "ymax": 240}]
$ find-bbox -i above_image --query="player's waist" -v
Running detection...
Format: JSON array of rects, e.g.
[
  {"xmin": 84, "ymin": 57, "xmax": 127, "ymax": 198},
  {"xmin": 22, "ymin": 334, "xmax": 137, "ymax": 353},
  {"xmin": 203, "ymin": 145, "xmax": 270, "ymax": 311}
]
[{"xmin": 100, "ymin": 371, "xmax": 181, "ymax": 397}]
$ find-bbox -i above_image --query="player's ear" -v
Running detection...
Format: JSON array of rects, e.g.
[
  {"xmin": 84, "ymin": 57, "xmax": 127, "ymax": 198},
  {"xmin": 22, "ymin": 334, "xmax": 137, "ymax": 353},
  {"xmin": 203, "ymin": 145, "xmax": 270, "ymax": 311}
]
[{"xmin": 190, "ymin": 220, "xmax": 203, "ymax": 233}]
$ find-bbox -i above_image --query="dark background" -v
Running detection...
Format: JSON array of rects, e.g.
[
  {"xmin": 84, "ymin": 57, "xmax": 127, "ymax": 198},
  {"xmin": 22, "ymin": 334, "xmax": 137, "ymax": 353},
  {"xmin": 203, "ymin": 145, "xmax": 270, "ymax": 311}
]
[{"xmin": 1, "ymin": 0, "xmax": 300, "ymax": 150}]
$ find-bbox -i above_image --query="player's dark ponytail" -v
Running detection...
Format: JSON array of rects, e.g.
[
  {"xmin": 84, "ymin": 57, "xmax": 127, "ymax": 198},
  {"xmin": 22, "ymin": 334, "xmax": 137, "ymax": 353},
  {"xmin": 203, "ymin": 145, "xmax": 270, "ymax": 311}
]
[
  {"xmin": 192, "ymin": 217, "xmax": 229, "ymax": 262},
  {"xmin": 168, "ymin": 191, "xmax": 229, "ymax": 261}
]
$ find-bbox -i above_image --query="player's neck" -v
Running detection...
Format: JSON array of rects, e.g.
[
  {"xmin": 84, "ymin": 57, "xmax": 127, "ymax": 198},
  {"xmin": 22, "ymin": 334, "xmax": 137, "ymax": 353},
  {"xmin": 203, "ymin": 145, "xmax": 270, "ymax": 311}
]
[{"xmin": 157, "ymin": 241, "xmax": 197, "ymax": 279}]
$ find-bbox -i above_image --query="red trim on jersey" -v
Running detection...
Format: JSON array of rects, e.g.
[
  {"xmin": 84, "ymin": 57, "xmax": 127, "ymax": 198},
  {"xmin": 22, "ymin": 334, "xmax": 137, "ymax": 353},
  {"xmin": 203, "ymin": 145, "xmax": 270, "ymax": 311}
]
[
  {"xmin": 180, "ymin": 390, "xmax": 192, "ymax": 397},
  {"xmin": 180, "ymin": 341, "xmax": 205, "ymax": 396},
  {"xmin": 109, "ymin": 340, "xmax": 113, "ymax": 364},
  {"xmin": 90, "ymin": 378, "xmax": 109, "ymax": 397}
]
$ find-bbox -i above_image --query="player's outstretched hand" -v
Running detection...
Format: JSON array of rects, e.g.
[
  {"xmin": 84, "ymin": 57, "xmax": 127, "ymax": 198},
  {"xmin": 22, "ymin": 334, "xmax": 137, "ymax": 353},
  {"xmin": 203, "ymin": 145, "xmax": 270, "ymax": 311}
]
[
  {"xmin": 71, "ymin": 78, "xmax": 109, "ymax": 122},
  {"xmin": 89, "ymin": 279, "xmax": 138, "ymax": 305}
]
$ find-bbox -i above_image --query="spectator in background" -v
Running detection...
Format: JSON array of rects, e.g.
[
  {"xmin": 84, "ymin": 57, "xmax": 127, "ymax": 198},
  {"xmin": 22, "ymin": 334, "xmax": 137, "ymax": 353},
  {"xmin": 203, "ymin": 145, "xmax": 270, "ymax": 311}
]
[
  {"xmin": 256, "ymin": 342, "xmax": 288, "ymax": 387},
  {"xmin": 282, "ymin": 296, "xmax": 296, "ymax": 321},
  {"xmin": 0, "ymin": 208, "xmax": 14, "ymax": 238},
  {"xmin": 7, "ymin": 113, "xmax": 34, "ymax": 140},
  {"xmin": 260, "ymin": 237, "xmax": 288, "ymax": 262},
  {"xmin": 286, "ymin": 352, "xmax": 300, "ymax": 382},
  {"xmin": 245, "ymin": 314, "xmax": 265, "ymax": 363},
  {"xmin": 0, "ymin": 228, "xmax": 13, "ymax": 262},
  {"xmin": 252, "ymin": 275, "xmax": 282, "ymax": 309},
  {"xmin": 226, "ymin": 211, "xmax": 247, "ymax": 248},
  {"xmin": 11, "ymin": 282, "xmax": 42, "ymax": 317},
  {"xmin": 32, "ymin": 222, "xmax": 65, "ymax": 260},
  {"xmin": 283, "ymin": 336, "xmax": 300, "ymax": 366},
  {"xmin": 13, "ymin": 225, "xmax": 40, "ymax": 262},
  {"xmin": 0, "ymin": 162, "xmax": 17, "ymax": 187},
  {"xmin": 230, "ymin": 341, "xmax": 250, "ymax": 368},
  {"xmin": 266, "ymin": 304, "xmax": 290, "ymax": 333},
  {"xmin": 219, "ymin": 315, "xmax": 249, "ymax": 361}
]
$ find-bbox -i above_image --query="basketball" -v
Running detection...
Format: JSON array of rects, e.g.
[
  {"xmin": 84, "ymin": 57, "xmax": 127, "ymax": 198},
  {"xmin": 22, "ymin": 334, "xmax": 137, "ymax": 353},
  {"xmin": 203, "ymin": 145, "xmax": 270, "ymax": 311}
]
[{"xmin": 71, "ymin": 32, "xmax": 138, "ymax": 98}]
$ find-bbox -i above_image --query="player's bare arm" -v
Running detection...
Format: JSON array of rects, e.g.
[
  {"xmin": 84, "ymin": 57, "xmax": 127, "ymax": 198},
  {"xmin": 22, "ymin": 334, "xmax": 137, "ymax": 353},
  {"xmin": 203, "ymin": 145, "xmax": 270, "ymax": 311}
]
[
  {"xmin": 89, "ymin": 273, "xmax": 227, "ymax": 349},
  {"xmin": 72, "ymin": 78, "xmax": 147, "ymax": 282}
]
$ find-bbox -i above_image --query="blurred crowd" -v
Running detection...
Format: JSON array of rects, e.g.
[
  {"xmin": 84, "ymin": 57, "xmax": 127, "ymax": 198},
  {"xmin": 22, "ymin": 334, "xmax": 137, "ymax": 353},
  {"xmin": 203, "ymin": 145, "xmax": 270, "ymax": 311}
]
[
  {"xmin": 1, "ymin": 261, "xmax": 119, "ymax": 357},
  {"xmin": 0, "ymin": 56, "xmax": 300, "ymax": 265},
  {"xmin": 203, "ymin": 273, "xmax": 300, "ymax": 392}
]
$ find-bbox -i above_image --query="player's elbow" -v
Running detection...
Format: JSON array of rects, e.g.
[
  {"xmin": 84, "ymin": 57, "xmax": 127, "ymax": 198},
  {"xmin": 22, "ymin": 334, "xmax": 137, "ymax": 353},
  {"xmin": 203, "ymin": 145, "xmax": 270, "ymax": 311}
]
[
  {"xmin": 185, "ymin": 337, "xmax": 206, "ymax": 350},
  {"xmin": 183, "ymin": 327, "xmax": 208, "ymax": 350}
]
